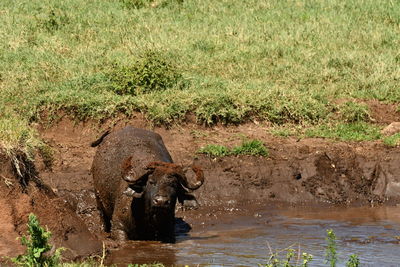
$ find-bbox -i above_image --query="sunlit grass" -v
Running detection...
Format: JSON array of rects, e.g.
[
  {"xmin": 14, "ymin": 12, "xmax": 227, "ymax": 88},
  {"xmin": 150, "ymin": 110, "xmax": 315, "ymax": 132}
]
[{"xmin": 1, "ymin": 0, "xmax": 399, "ymax": 151}]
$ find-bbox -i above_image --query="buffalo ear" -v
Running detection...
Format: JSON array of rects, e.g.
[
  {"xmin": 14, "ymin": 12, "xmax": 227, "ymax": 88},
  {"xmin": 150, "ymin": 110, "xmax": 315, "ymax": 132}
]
[{"xmin": 121, "ymin": 156, "xmax": 153, "ymax": 184}]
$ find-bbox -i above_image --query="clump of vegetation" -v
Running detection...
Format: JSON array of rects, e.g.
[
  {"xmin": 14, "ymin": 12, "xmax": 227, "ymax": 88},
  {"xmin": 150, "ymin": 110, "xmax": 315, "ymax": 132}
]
[
  {"xmin": 12, "ymin": 214, "xmax": 63, "ymax": 267},
  {"xmin": 108, "ymin": 50, "xmax": 184, "ymax": 95},
  {"xmin": 194, "ymin": 91, "xmax": 247, "ymax": 125},
  {"xmin": 119, "ymin": 0, "xmax": 152, "ymax": 9},
  {"xmin": 325, "ymin": 229, "xmax": 360, "ymax": 267},
  {"xmin": 120, "ymin": 0, "xmax": 183, "ymax": 9},
  {"xmin": 260, "ymin": 248, "xmax": 313, "ymax": 267},
  {"xmin": 383, "ymin": 133, "xmax": 400, "ymax": 147},
  {"xmin": 197, "ymin": 144, "xmax": 230, "ymax": 158},
  {"xmin": 261, "ymin": 229, "xmax": 359, "ymax": 267},
  {"xmin": 38, "ymin": 143, "xmax": 54, "ymax": 170},
  {"xmin": 337, "ymin": 101, "xmax": 370, "ymax": 123},
  {"xmin": 346, "ymin": 254, "xmax": 360, "ymax": 267},
  {"xmin": 35, "ymin": 8, "xmax": 70, "ymax": 33},
  {"xmin": 231, "ymin": 139, "xmax": 269, "ymax": 157},
  {"xmin": 0, "ymin": 112, "xmax": 41, "ymax": 159},
  {"xmin": 127, "ymin": 264, "xmax": 166, "ymax": 267},
  {"xmin": 305, "ymin": 122, "xmax": 381, "ymax": 142},
  {"xmin": 197, "ymin": 139, "xmax": 269, "ymax": 157}
]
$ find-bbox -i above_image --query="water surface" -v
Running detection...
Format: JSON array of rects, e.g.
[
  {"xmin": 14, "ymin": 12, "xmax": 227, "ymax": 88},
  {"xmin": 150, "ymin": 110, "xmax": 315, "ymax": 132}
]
[{"xmin": 107, "ymin": 205, "xmax": 400, "ymax": 266}]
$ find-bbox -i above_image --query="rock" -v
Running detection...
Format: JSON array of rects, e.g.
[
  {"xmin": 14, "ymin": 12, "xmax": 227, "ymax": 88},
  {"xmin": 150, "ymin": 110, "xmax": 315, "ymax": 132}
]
[{"xmin": 381, "ymin": 122, "xmax": 400, "ymax": 136}]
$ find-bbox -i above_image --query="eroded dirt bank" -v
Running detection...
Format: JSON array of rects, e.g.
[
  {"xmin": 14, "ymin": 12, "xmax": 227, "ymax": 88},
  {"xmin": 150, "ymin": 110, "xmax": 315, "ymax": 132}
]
[
  {"xmin": 1, "ymin": 117, "xmax": 399, "ymax": 261},
  {"xmin": 0, "ymin": 151, "xmax": 102, "ymax": 263},
  {"xmin": 37, "ymin": 118, "xmax": 400, "ymax": 206}
]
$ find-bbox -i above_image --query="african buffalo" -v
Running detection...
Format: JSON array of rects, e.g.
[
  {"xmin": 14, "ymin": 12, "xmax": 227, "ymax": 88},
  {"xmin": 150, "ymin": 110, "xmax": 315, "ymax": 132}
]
[{"xmin": 91, "ymin": 126, "xmax": 204, "ymax": 243}]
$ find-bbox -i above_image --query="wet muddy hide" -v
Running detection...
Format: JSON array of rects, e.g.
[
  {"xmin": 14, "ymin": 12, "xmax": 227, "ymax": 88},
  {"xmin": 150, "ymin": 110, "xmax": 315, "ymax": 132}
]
[{"xmin": 91, "ymin": 126, "xmax": 204, "ymax": 243}]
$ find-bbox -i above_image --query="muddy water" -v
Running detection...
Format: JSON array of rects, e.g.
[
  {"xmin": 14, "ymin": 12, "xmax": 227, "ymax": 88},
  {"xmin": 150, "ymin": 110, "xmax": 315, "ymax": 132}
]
[{"xmin": 106, "ymin": 205, "xmax": 400, "ymax": 267}]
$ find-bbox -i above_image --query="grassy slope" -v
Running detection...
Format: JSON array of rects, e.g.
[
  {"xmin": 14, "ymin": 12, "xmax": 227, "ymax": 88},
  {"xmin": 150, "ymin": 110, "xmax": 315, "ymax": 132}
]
[{"xmin": 1, "ymin": 0, "xmax": 400, "ymax": 152}]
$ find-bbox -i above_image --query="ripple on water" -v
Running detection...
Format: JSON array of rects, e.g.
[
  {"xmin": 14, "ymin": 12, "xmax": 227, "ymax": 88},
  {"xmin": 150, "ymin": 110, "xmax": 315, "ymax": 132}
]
[{"xmin": 107, "ymin": 205, "xmax": 400, "ymax": 267}]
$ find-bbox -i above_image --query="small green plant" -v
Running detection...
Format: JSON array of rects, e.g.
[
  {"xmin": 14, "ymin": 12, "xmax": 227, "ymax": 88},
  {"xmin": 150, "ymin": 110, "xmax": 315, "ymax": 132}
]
[
  {"xmin": 346, "ymin": 254, "xmax": 360, "ymax": 267},
  {"xmin": 108, "ymin": 50, "xmax": 184, "ymax": 96},
  {"xmin": 261, "ymin": 247, "xmax": 313, "ymax": 267},
  {"xmin": 231, "ymin": 139, "xmax": 269, "ymax": 157},
  {"xmin": 383, "ymin": 133, "xmax": 400, "ymax": 147},
  {"xmin": 325, "ymin": 229, "xmax": 338, "ymax": 267},
  {"xmin": 197, "ymin": 144, "xmax": 230, "ymax": 158},
  {"xmin": 38, "ymin": 144, "xmax": 54, "ymax": 170},
  {"xmin": 12, "ymin": 214, "xmax": 63, "ymax": 267}
]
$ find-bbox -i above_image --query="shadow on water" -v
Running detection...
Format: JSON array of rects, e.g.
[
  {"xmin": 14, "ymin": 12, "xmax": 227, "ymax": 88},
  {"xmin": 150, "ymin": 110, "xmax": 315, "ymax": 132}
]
[
  {"xmin": 106, "ymin": 205, "xmax": 400, "ymax": 267},
  {"xmin": 105, "ymin": 217, "xmax": 218, "ymax": 266},
  {"xmin": 105, "ymin": 241, "xmax": 176, "ymax": 267}
]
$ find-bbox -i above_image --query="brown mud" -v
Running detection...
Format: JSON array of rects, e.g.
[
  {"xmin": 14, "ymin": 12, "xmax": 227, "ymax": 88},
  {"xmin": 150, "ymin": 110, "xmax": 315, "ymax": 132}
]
[{"xmin": 0, "ymin": 108, "xmax": 399, "ymax": 263}]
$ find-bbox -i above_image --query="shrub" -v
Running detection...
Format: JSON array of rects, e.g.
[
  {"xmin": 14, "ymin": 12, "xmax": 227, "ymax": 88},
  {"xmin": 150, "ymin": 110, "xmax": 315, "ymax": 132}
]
[
  {"xmin": 108, "ymin": 50, "xmax": 184, "ymax": 96},
  {"xmin": 12, "ymin": 214, "xmax": 63, "ymax": 267}
]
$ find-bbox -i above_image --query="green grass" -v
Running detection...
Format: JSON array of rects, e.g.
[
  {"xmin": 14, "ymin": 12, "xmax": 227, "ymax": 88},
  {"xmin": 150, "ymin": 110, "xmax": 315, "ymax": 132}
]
[
  {"xmin": 197, "ymin": 139, "xmax": 269, "ymax": 157},
  {"xmin": 305, "ymin": 122, "xmax": 382, "ymax": 142},
  {"xmin": 1, "ymin": 0, "xmax": 400, "ymax": 152},
  {"xmin": 336, "ymin": 101, "xmax": 371, "ymax": 123},
  {"xmin": 231, "ymin": 139, "xmax": 269, "ymax": 157},
  {"xmin": 197, "ymin": 144, "xmax": 230, "ymax": 157},
  {"xmin": 383, "ymin": 133, "xmax": 400, "ymax": 147},
  {"xmin": 0, "ymin": 110, "xmax": 42, "ymax": 158}
]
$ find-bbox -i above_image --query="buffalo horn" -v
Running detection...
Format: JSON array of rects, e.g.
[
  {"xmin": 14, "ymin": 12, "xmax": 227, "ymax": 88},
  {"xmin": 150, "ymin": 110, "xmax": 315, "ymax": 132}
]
[{"xmin": 178, "ymin": 165, "xmax": 204, "ymax": 190}]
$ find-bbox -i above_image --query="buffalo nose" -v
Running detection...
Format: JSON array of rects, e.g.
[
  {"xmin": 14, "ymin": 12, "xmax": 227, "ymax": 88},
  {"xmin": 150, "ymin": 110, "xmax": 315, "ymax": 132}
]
[{"xmin": 153, "ymin": 195, "xmax": 170, "ymax": 206}]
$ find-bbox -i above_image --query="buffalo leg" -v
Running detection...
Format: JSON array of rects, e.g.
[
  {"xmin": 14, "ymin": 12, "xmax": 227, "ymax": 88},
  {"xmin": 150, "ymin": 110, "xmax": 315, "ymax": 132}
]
[
  {"xmin": 110, "ymin": 184, "xmax": 136, "ymax": 241},
  {"xmin": 95, "ymin": 192, "xmax": 111, "ymax": 232}
]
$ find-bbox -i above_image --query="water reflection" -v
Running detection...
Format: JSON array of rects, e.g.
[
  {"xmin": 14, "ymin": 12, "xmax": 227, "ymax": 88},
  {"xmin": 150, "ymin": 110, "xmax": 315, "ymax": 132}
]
[
  {"xmin": 105, "ymin": 241, "xmax": 177, "ymax": 266},
  {"xmin": 280, "ymin": 205, "xmax": 400, "ymax": 225},
  {"xmin": 107, "ymin": 205, "xmax": 400, "ymax": 267},
  {"xmin": 176, "ymin": 205, "xmax": 400, "ymax": 267}
]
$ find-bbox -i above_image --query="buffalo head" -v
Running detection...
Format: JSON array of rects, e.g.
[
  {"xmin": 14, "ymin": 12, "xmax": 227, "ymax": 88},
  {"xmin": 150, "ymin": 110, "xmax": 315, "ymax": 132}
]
[{"xmin": 121, "ymin": 158, "xmax": 204, "ymax": 242}]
